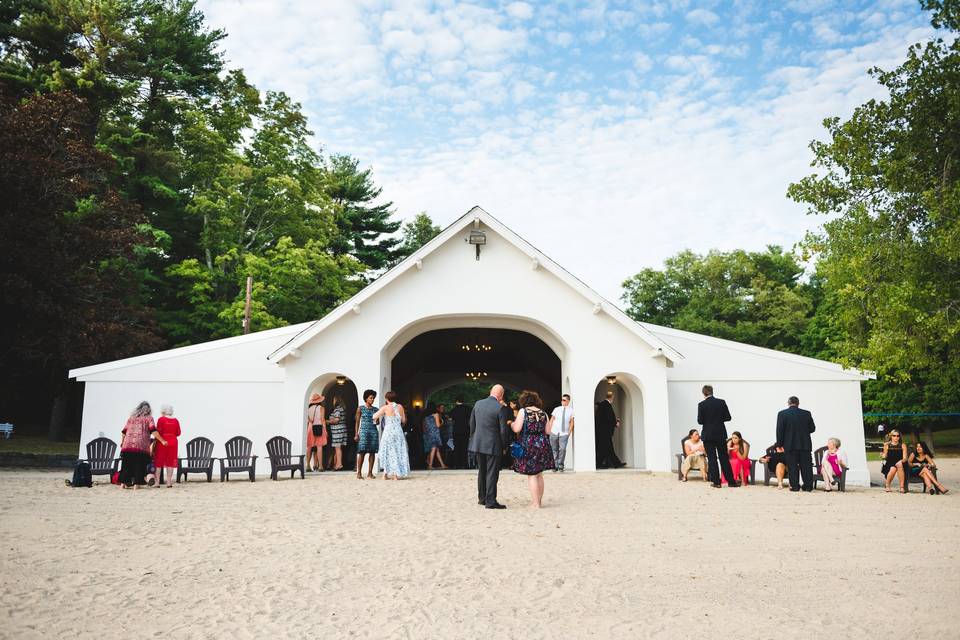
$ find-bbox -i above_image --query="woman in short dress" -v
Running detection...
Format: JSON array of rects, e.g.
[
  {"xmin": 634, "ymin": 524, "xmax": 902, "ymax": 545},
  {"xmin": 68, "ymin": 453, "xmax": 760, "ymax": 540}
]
[
  {"xmin": 909, "ymin": 441, "xmax": 948, "ymax": 495},
  {"xmin": 373, "ymin": 391, "xmax": 410, "ymax": 480},
  {"xmin": 153, "ymin": 404, "xmax": 181, "ymax": 487},
  {"xmin": 881, "ymin": 429, "xmax": 908, "ymax": 492},
  {"xmin": 724, "ymin": 431, "xmax": 751, "ymax": 485},
  {"xmin": 422, "ymin": 403, "xmax": 447, "ymax": 470},
  {"xmin": 354, "ymin": 389, "xmax": 379, "ymax": 479},
  {"xmin": 119, "ymin": 401, "xmax": 159, "ymax": 489},
  {"xmin": 305, "ymin": 393, "xmax": 326, "ymax": 472},
  {"xmin": 510, "ymin": 390, "xmax": 556, "ymax": 508},
  {"xmin": 327, "ymin": 396, "xmax": 347, "ymax": 471}
]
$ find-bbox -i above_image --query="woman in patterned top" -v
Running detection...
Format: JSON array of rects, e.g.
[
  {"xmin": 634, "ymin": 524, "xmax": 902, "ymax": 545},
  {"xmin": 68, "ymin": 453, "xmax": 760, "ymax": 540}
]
[
  {"xmin": 354, "ymin": 389, "xmax": 379, "ymax": 479},
  {"xmin": 119, "ymin": 401, "xmax": 160, "ymax": 489},
  {"xmin": 327, "ymin": 396, "xmax": 347, "ymax": 471}
]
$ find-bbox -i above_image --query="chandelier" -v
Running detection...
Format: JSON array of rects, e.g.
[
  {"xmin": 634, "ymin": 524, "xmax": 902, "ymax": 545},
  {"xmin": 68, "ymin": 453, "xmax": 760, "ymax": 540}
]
[
  {"xmin": 466, "ymin": 371, "xmax": 488, "ymax": 380},
  {"xmin": 461, "ymin": 344, "xmax": 492, "ymax": 352}
]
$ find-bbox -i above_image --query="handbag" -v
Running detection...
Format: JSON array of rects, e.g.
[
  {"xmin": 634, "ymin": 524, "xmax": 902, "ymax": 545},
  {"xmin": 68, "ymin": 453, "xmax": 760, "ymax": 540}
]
[
  {"xmin": 510, "ymin": 441, "xmax": 525, "ymax": 458},
  {"xmin": 312, "ymin": 424, "xmax": 323, "ymax": 437}
]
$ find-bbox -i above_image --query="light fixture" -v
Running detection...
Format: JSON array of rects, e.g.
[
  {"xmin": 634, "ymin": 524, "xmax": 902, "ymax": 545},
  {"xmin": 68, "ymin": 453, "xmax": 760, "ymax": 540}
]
[
  {"xmin": 605, "ymin": 375, "xmax": 617, "ymax": 385},
  {"xmin": 461, "ymin": 343, "xmax": 492, "ymax": 351},
  {"xmin": 467, "ymin": 230, "xmax": 486, "ymax": 260},
  {"xmin": 466, "ymin": 371, "xmax": 489, "ymax": 381},
  {"xmin": 413, "ymin": 400, "xmax": 422, "ymax": 408},
  {"xmin": 335, "ymin": 375, "xmax": 347, "ymax": 386}
]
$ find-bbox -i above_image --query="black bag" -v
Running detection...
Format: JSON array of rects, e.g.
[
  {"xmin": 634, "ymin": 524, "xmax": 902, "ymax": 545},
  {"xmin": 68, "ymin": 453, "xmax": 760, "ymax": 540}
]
[
  {"xmin": 312, "ymin": 424, "xmax": 323, "ymax": 437},
  {"xmin": 70, "ymin": 461, "xmax": 93, "ymax": 488}
]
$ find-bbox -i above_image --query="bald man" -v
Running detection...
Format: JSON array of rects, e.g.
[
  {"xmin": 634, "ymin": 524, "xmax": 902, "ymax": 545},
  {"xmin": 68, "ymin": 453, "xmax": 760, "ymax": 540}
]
[{"xmin": 469, "ymin": 384, "xmax": 509, "ymax": 509}]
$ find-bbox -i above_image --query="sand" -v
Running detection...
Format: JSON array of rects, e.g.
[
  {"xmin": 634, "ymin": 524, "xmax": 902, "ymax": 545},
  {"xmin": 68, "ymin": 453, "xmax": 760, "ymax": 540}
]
[{"xmin": 0, "ymin": 461, "xmax": 957, "ymax": 640}]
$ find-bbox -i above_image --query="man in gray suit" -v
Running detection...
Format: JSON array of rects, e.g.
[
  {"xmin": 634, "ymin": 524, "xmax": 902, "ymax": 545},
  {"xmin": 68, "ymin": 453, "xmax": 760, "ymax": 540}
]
[{"xmin": 469, "ymin": 384, "xmax": 509, "ymax": 509}]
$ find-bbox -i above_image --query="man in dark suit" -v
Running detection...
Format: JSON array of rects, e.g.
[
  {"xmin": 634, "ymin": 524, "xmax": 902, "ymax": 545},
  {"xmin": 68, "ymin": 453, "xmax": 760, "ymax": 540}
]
[
  {"xmin": 594, "ymin": 391, "xmax": 624, "ymax": 468},
  {"xmin": 449, "ymin": 398, "xmax": 472, "ymax": 469},
  {"xmin": 775, "ymin": 396, "xmax": 816, "ymax": 492},
  {"xmin": 697, "ymin": 385, "xmax": 738, "ymax": 488},
  {"xmin": 468, "ymin": 384, "xmax": 509, "ymax": 509}
]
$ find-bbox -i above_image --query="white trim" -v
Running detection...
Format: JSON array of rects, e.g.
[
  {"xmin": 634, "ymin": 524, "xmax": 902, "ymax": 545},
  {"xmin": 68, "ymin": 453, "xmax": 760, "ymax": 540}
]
[
  {"xmin": 268, "ymin": 206, "xmax": 685, "ymax": 364},
  {"xmin": 641, "ymin": 322, "xmax": 874, "ymax": 380},
  {"xmin": 69, "ymin": 322, "xmax": 313, "ymax": 379}
]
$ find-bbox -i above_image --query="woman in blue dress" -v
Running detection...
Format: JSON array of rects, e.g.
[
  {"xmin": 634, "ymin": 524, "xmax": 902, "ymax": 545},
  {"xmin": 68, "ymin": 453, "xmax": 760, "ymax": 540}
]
[
  {"xmin": 354, "ymin": 389, "xmax": 379, "ymax": 479},
  {"xmin": 373, "ymin": 391, "xmax": 410, "ymax": 480},
  {"xmin": 511, "ymin": 390, "xmax": 556, "ymax": 508},
  {"xmin": 422, "ymin": 403, "xmax": 448, "ymax": 470}
]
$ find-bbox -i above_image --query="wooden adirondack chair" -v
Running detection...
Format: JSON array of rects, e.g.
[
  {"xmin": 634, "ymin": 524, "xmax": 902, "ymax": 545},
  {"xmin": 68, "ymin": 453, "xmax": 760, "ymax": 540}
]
[
  {"xmin": 811, "ymin": 446, "xmax": 847, "ymax": 492},
  {"xmin": 177, "ymin": 437, "xmax": 215, "ymax": 483},
  {"xmin": 82, "ymin": 437, "xmax": 119, "ymax": 477},
  {"xmin": 219, "ymin": 436, "xmax": 257, "ymax": 482},
  {"xmin": 265, "ymin": 436, "xmax": 305, "ymax": 480}
]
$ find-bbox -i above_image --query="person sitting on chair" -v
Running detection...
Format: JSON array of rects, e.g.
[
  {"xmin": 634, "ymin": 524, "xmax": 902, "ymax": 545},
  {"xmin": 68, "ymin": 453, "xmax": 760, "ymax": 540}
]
[
  {"xmin": 681, "ymin": 429, "xmax": 708, "ymax": 482},
  {"xmin": 759, "ymin": 446, "xmax": 789, "ymax": 489},
  {"xmin": 818, "ymin": 437, "xmax": 847, "ymax": 492},
  {"xmin": 909, "ymin": 441, "xmax": 948, "ymax": 495}
]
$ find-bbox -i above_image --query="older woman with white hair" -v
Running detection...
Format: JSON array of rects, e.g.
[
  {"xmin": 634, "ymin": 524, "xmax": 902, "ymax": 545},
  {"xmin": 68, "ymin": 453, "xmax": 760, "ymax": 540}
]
[
  {"xmin": 153, "ymin": 404, "xmax": 181, "ymax": 487},
  {"xmin": 819, "ymin": 437, "xmax": 848, "ymax": 492}
]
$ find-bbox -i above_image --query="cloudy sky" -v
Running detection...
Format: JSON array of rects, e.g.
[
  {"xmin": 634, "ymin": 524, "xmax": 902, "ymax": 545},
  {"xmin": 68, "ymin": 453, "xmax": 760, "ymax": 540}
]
[{"xmin": 196, "ymin": 0, "xmax": 934, "ymax": 301}]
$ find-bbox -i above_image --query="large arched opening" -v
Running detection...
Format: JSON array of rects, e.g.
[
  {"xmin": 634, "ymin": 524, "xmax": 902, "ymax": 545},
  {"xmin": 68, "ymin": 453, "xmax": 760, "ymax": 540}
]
[{"xmin": 382, "ymin": 316, "xmax": 567, "ymax": 470}]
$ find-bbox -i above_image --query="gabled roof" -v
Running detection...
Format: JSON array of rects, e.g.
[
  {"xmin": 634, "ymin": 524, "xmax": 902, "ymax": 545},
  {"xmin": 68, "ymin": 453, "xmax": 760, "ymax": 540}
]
[
  {"xmin": 69, "ymin": 322, "xmax": 313, "ymax": 379},
  {"xmin": 641, "ymin": 322, "xmax": 874, "ymax": 381},
  {"xmin": 268, "ymin": 206, "xmax": 685, "ymax": 363}
]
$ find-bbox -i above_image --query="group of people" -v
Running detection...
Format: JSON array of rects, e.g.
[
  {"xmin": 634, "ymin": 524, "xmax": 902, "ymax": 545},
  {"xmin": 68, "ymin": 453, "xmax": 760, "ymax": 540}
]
[
  {"xmin": 116, "ymin": 401, "xmax": 180, "ymax": 489},
  {"xmin": 678, "ymin": 385, "xmax": 949, "ymax": 495}
]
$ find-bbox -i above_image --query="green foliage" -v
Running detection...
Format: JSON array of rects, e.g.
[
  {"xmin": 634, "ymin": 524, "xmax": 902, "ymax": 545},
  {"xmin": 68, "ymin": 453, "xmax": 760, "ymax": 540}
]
[
  {"xmin": 325, "ymin": 154, "xmax": 402, "ymax": 272},
  {"xmin": 787, "ymin": 0, "xmax": 960, "ymax": 418},
  {"xmin": 621, "ymin": 246, "xmax": 813, "ymax": 354},
  {"xmin": 397, "ymin": 211, "xmax": 442, "ymax": 259}
]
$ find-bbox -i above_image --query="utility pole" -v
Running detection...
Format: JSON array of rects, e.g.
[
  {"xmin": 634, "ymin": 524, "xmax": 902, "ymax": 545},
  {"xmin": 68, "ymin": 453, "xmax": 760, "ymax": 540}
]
[{"xmin": 243, "ymin": 276, "xmax": 252, "ymax": 334}]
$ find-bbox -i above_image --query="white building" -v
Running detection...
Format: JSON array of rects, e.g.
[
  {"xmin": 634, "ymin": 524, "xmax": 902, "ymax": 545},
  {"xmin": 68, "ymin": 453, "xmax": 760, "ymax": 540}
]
[{"xmin": 70, "ymin": 207, "xmax": 872, "ymax": 484}]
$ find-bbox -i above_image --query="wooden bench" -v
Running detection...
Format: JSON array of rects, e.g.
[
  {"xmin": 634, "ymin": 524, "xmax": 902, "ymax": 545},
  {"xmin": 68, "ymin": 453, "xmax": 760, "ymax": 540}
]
[
  {"xmin": 265, "ymin": 436, "xmax": 305, "ymax": 481},
  {"xmin": 0, "ymin": 423, "xmax": 13, "ymax": 439},
  {"xmin": 81, "ymin": 437, "xmax": 119, "ymax": 477},
  {"xmin": 177, "ymin": 437, "xmax": 215, "ymax": 483},
  {"xmin": 218, "ymin": 436, "xmax": 257, "ymax": 482}
]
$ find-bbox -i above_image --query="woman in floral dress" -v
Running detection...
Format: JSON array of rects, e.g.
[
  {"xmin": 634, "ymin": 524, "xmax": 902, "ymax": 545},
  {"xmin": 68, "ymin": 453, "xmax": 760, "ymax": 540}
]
[
  {"xmin": 510, "ymin": 390, "xmax": 555, "ymax": 508},
  {"xmin": 422, "ymin": 403, "xmax": 447, "ymax": 470},
  {"xmin": 354, "ymin": 389, "xmax": 379, "ymax": 479},
  {"xmin": 373, "ymin": 391, "xmax": 410, "ymax": 480}
]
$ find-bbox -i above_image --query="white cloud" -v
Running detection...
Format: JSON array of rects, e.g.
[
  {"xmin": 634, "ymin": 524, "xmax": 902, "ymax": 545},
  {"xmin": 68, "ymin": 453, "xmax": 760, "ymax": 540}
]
[
  {"xmin": 686, "ymin": 9, "xmax": 720, "ymax": 27},
  {"xmin": 505, "ymin": 2, "xmax": 534, "ymax": 20},
  {"xmin": 633, "ymin": 52, "xmax": 653, "ymax": 72}
]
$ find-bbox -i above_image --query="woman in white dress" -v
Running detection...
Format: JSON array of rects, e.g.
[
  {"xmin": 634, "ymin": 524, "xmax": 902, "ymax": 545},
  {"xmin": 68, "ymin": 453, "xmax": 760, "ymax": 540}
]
[{"xmin": 373, "ymin": 391, "xmax": 410, "ymax": 480}]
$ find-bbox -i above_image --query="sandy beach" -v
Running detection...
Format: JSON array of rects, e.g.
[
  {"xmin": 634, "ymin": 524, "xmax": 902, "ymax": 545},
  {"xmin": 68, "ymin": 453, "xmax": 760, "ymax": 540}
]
[{"xmin": 1, "ymin": 461, "xmax": 957, "ymax": 640}]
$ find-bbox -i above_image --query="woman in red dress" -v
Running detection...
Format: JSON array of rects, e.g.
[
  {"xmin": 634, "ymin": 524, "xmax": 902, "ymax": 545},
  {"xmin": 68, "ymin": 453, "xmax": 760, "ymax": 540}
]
[{"xmin": 154, "ymin": 404, "xmax": 181, "ymax": 487}]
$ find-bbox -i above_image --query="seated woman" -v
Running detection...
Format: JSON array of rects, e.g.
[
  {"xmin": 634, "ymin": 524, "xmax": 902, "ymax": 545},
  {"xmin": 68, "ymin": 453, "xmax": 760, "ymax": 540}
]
[
  {"xmin": 909, "ymin": 441, "xmax": 948, "ymax": 495},
  {"xmin": 681, "ymin": 429, "xmax": 708, "ymax": 482},
  {"xmin": 881, "ymin": 429, "xmax": 908, "ymax": 493},
  {"xmin": 723, "ymin": 431, "xmax": 750, "ymax": 486},
  {"xmin": 759, "ymin": 445, "xmax": 788, "ymax": 489},
  {"xmin": 818, "ymin": 437, "xmax": 848, "ymax": 491}
]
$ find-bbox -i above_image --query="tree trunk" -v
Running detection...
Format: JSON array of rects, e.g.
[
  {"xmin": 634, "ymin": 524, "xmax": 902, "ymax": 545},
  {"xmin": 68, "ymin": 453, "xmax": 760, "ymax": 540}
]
[
  {"xmin": 47, "ymin": 392, "xmax": 67, "ymax": 442},
  {"xmin": 923, "ymin": 423, "xmax": 935, "ymax": 455}
]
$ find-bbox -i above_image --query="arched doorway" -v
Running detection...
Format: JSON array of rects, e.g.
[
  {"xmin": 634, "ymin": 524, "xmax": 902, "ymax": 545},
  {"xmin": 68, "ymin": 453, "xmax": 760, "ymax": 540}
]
[
  {"xmin": 304, "ymin": 373, "xmax": 359, "ymax": 470},
  {"xmin": 593, "ymin": 374, "xmax": 645, "ymax": 468},
  {"xmin": 387, "ymin": 326, "xmax": 563, "ymax": 470}
]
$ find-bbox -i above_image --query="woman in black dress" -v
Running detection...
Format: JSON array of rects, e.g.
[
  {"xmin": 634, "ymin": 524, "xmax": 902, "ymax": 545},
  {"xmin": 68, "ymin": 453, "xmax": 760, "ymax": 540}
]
[
  {"xmin": 881, "ymin": 430, "xmax": 908, "ymax": 493},
  {"xmin": 909, "ymin": 441, "xmax": 948, "ymax": 495}
]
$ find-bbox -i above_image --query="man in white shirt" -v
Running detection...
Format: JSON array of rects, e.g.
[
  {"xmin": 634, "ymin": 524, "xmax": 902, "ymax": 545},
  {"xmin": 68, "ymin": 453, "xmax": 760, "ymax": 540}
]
[{"xmin": 548, "ymin": 394, "xmax": 574, "ymax": 472}]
